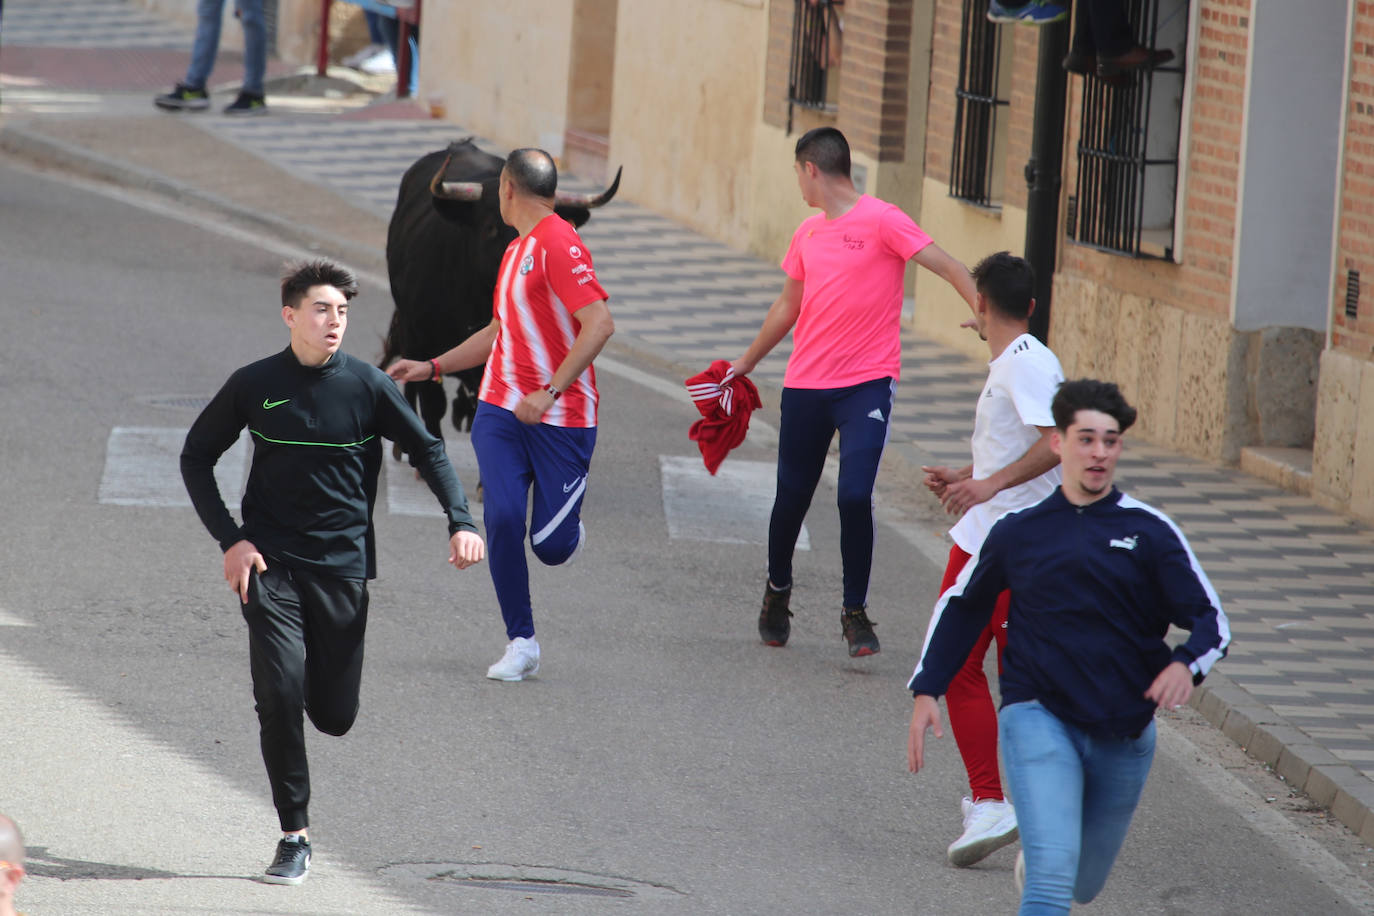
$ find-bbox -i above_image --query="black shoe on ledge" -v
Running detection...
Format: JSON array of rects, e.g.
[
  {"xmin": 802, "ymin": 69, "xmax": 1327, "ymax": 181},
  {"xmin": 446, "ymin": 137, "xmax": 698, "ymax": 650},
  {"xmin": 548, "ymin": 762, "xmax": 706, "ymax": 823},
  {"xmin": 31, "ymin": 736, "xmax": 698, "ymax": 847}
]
[
  {"xmin": 758, "ymin": 583, "xmax": 793, "ymax": 647},
  {"xmin": 841, "ymin": 606, "xmax": 879, "ymax": 657}
]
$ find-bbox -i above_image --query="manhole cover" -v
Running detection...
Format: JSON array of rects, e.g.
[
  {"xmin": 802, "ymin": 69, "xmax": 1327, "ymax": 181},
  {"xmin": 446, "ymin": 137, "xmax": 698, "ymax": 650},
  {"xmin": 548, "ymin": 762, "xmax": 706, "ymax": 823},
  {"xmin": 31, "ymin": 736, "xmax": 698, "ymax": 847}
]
[
  {"xmin": 139, "ymin": 394, "xmax": 214, "ymax": 411},
  {"xmin": 380, "ymin": 862, "xmax": 684, "ymax": 900}
]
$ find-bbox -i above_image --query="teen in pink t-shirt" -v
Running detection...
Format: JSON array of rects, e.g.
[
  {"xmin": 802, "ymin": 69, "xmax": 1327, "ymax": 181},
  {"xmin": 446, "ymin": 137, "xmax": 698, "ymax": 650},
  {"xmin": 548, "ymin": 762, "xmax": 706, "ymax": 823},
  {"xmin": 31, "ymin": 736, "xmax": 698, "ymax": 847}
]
[
  {"xmin": 728, "ymin": 127, "xmax": 977, "ymax": 660},
  {"xmin": 781, "ymin": 194, "xmax": 932, "ymax": 389}
]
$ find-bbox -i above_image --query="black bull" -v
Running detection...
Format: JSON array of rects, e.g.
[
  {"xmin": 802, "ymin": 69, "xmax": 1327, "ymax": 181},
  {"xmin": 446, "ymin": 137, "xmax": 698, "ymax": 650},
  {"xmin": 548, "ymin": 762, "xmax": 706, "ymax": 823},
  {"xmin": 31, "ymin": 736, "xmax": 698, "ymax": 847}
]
[{"xmin": 380, "ymin": 138, "xmax": 621, "ymax": 451}]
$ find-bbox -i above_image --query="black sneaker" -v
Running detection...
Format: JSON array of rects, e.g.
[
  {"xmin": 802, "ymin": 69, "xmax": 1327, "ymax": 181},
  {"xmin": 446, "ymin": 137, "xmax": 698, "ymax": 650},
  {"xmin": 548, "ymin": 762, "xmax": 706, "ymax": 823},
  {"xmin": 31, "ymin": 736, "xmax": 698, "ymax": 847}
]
[
  {"xmin": 224, "ymin": 91, "xmax": 268, "ymax": 116},
  {"xmin": 758, "ymin": 583, "xmax": 793, "ymax": 647},
  {"xmin": 263, "ymin": 834, "xmax": 310, "ymax": 885},
  {"xmin": 841, "ymin": 606, "xmax": 880, "ymax": 657},
  {"xmin": 153, "ymin": 83, "xmax": 210, "ymax": 111}
]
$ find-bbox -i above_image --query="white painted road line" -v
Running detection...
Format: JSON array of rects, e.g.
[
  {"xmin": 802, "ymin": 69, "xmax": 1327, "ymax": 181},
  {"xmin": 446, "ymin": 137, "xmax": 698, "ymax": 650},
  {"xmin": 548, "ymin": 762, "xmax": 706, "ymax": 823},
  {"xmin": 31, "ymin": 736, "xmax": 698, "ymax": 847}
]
[
  {"xmin": 99, "ymin": 427, "xmax": 248, "ymax": 508},
  {"xmin": 0, "ymin": 607, "xmax": 31, "ymax": 627},
  {"xmin": 385, "ymin": 439, "xmax": 484, "ymax": 520},
  {"xmin": 660, "ymin": 455, "xmax": 808, "ymax": 549}
]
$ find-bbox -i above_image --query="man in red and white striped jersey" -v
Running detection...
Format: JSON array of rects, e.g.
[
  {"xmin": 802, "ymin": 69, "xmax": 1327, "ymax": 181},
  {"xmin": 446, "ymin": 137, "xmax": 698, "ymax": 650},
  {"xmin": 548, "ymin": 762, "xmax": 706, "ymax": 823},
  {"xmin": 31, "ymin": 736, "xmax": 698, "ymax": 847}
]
[{"xmin": 389, "ymin": 148, "xmax": 615, "ymax": 681}]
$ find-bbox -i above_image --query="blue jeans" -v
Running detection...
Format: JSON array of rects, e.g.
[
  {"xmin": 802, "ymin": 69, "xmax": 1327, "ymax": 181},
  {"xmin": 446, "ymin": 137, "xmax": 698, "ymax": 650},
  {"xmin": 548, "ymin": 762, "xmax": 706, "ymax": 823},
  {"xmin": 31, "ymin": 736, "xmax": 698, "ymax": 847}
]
[
  {"xmin": 471, "ymin": 402, "xmax": 597, "ymax": 640},
  {"xmin": 186, "ymin": 0, "xmax": 266, "ymax": 95},
  {"xmin": 1000, "ymin": 700, "xmax": 1156, "ymax": 916}
]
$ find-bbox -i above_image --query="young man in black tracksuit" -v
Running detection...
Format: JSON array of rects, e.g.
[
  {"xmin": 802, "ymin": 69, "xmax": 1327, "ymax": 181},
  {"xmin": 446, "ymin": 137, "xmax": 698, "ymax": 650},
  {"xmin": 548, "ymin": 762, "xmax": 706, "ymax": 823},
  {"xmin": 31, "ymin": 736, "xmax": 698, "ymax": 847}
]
[
  {"xmin": 906, "ymin": 379, "xmax": 1229, "ymax": 915},
  {"xmin": 181, "ymin": 260, "xmax": 485, "ymax": 885}
]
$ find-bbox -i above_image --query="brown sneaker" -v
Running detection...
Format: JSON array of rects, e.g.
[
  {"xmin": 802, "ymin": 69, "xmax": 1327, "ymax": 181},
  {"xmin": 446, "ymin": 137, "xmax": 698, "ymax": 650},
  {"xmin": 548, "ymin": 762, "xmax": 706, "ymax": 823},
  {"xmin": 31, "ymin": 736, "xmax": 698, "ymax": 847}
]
[
  {"xmin": 758, "ymin": 583, "xmax": 793, "ymax": 647},
  {"xmin": 841, "ymin": 606, "xmax": 880, "ymax": 657}
]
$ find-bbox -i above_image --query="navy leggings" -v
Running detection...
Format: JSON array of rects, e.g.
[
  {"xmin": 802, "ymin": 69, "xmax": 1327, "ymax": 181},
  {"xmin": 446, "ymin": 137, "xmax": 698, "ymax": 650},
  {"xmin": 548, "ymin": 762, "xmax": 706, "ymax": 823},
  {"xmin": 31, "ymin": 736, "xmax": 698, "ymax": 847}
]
[{"xmin": 768, "ymin": 377, "xmax": 894, "ymax": 608}]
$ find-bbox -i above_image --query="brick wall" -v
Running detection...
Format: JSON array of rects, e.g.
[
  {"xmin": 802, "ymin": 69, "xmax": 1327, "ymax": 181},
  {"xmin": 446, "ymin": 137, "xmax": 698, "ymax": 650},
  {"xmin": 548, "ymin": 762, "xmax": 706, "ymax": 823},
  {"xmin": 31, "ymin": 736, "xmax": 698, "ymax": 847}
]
[
  {"xmin": 1059, "ymin": 0, "xmax": 1250, "ymax": 320},
  {"xmin": 762, "ymin": 0, "xmax": 915, "ymax": 162},
  {"xmin": 923, "ymin": 0, "xmax": 1038, "ymax": 209},
  {"xmin": 1335, "ymin": 3, "xmax": 1374, "ymax": 356}
]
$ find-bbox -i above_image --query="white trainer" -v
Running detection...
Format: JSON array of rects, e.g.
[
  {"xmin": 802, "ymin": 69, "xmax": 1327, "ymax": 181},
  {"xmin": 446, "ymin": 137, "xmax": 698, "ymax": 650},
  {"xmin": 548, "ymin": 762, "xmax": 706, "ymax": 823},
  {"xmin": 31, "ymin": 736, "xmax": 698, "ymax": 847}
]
[
  {"xmin": 486, "ymin": 636, "xmax": 540, "ymax": 681},
  {"xmin": 947, "ymin": 796, "xmax": 1019, "ymax": 867}
]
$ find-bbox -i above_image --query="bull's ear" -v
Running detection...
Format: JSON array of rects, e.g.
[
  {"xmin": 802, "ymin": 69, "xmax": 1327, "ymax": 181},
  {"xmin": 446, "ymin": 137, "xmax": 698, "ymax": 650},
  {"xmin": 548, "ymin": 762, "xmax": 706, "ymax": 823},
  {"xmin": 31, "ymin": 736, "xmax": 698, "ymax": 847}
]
[{"xmin": 553, "ymin": 206, "xmax": 593, "ymax": 229}]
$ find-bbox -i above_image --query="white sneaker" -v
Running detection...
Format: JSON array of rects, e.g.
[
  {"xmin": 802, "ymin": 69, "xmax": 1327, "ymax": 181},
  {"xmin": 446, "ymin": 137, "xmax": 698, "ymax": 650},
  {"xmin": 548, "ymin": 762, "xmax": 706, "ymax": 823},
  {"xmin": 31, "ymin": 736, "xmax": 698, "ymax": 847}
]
[
  {"xmin": 358, "ymin": 48, "xmax": 397, "ymax": 75},
  {"xmin": 1014, "ymin": 849, "xmax": 1025, "ymax": 893},
  {"xmin": 947, "ymin": 796, "xmax": 1019, "ymax": 867},
  {"xmin": 343, "ymin": 42, "xmax": 386, "ymax": 69},
  {"xmin": 486, "ymin": 636, "xmax": 540, "ymax": 681}
]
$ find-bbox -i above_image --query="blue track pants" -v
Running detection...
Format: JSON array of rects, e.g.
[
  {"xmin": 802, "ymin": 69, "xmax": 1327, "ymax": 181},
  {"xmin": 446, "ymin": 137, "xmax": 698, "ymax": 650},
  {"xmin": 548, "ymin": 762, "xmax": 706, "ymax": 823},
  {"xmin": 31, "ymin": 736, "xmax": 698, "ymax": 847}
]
[{"xmin": 471, "ymin": 401, "xmax": 597, "ymax": 640}]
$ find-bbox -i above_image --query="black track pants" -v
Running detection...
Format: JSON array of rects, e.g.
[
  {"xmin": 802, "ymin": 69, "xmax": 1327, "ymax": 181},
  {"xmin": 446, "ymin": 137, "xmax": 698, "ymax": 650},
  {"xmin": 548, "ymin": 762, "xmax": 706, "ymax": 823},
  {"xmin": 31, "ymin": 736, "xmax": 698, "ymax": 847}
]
[{"xmin": 242, "ymin": 564, "xmax": 368, "ymax": 831}]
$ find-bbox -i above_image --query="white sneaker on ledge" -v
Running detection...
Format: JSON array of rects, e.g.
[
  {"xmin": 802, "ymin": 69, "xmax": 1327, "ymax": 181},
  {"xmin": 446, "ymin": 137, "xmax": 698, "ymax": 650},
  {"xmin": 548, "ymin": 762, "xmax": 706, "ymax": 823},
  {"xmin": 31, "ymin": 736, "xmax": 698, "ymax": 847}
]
[
  {"xmin": 486, "ymin": 636, "xmax": 540, "ymax": 681},
  {"xmin": 947, "ymin": 796, "xmax": 1019, "ymax": 867}
]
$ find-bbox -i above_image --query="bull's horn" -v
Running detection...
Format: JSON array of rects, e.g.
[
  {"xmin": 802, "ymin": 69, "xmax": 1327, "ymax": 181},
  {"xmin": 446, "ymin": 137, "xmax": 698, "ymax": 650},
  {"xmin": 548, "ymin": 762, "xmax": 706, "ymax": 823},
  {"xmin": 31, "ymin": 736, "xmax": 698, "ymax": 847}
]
[
  {"xmin": 429, "ymin": 152, "xmax": 484, "ymax": 201},
  {"xmin": 554, "ymin": 166, "xmax": 622, "ymax": 209}
]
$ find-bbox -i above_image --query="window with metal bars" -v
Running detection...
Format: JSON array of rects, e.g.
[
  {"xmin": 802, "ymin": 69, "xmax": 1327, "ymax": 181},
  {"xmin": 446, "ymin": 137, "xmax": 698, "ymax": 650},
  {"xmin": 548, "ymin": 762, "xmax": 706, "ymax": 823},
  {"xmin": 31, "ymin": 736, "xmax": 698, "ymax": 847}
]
[
  {"xmin": 1068, "ymin": 0, "xmax": 1188, "ymax": 259},
  {"xmin": 788, "ymin": 0, "xmax": 844, "ymax": 120},
  {"xmin": 950, "ymin": 0, "xmax": 1010, "ymax": 207}
]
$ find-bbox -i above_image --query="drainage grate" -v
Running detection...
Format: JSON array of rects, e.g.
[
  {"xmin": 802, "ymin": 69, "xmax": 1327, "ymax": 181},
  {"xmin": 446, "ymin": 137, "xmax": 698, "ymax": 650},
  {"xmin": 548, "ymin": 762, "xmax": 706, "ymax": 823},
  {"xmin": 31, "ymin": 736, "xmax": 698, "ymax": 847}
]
[
  {"xmin": 442, "ymin": 876, "xmax": 633, "ymax": 898},
  {"xmin": 380, "ymin": 862, "xmax": 684, "ymax": 901}
]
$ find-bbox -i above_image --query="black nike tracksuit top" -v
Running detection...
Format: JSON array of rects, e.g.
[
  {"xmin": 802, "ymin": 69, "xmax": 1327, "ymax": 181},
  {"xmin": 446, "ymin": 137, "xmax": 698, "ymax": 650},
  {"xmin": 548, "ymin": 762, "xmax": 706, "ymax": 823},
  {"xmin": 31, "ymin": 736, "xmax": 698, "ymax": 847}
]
[{"xmin": 181, "ymin": 347, "xmax": 476, "ymax": 580}]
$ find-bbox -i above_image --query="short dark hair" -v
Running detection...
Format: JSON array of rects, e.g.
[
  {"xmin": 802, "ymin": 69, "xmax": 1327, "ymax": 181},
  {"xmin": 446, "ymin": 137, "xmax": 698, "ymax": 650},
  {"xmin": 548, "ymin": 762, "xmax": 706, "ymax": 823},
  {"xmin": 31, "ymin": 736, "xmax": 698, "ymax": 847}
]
[
  {"xmin": 970, "ymin": 251, "xmax": 1034, "ymax": 320},
  {"xmin": 1051, "ymin": 379, "xmax": 1138, "ymax": 433},
  {"xmin": 281, "ymin": 259, "xmax": 359, "ymax": 309},
  {"xmin": 794, "ymin": 127, "xmax": 851, "ymax": 178},
  {"xmin": 504, "ymin": 147, "xmax": 558, "ymax": 199}
]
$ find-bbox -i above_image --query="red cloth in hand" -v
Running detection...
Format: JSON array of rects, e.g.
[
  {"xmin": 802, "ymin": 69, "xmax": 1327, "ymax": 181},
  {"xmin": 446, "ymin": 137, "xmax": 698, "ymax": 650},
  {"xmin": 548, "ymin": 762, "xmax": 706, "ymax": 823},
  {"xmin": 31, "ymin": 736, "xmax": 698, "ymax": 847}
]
[{"xmin": 685, "ymin": 360, "xmax": 763, "ymax": 475}]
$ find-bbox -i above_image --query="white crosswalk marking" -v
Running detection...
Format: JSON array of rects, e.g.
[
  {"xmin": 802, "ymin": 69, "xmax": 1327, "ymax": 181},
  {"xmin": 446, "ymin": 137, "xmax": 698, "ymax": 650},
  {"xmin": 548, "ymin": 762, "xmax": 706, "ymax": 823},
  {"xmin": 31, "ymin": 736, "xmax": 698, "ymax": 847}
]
[
  {"xmin": 660, "ymin": 455, "xmax": 808, "ymax": 548},
  {"xmin": 384, "ymin": 439, "xmax": 484, "ymax": 520},
  {"xmin": 0, "ymin": 606, "xmax": 31, "ymax": 627},
  {"xmin": 98, "ymin": 427, "xmax": 248, "ymax": 508}
]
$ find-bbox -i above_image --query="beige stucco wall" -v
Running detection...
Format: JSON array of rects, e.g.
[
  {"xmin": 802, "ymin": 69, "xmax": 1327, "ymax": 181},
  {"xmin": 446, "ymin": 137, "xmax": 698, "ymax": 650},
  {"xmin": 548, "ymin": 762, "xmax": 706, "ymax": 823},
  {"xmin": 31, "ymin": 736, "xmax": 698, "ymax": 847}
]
[
  {"xmin": 913, "ymin": 177, "xmax": 1027, "ymax": 361},
  {"xmin": 420, "ymin": 3, "xmax": 577, "ymax": 155},
  {"xmin": 1049, "ymin": 272, "xmax": 1255, "ymax": 464},
  {"xmin": 607, "ymin": 0, "xmax": 766, "ymax": 249},
  {"xmin": 1311, "ymin": 348, "xmax": 1374, "ymax": 522}
]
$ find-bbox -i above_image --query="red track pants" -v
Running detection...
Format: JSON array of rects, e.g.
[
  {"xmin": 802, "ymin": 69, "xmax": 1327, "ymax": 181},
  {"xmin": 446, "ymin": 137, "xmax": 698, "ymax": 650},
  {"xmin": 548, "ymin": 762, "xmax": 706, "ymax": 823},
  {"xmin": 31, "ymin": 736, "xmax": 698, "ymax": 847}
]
[{"xmin": 941, "ymin": 544, "xmax": 1011, "ymax": 802}]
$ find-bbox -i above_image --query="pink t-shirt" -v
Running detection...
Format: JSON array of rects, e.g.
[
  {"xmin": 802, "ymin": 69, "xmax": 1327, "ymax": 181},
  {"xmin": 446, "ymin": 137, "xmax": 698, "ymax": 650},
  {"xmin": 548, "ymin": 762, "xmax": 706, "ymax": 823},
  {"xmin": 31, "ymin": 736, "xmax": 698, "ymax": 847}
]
[
  {"xmin": 479, "ymin": 214, "xmax": 608, "ymax": 427},
  {"xmin": 780, "ymin": 194, "xmax": 932, "ymax": 389}
]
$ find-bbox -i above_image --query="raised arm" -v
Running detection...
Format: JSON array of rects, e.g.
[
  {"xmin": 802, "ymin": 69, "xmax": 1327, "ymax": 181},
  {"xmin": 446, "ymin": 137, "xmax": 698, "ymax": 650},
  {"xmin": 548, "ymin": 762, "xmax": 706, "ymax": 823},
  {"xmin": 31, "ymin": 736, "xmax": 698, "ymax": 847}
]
[
  {"xmin": 912, "ymin": 242, "xmax": 978, "ymax": 318},
  {"xmin": 387, "ymin": 318, "xmax": 501, "ymax": 383}
]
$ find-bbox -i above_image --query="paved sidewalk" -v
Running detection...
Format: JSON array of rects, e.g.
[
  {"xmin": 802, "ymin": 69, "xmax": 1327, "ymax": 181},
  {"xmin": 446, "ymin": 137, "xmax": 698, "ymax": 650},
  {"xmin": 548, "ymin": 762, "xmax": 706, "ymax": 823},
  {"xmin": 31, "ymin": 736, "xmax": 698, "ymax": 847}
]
[{"xmin": 4, "ymin": 0, "xmax": 1373, "ymax": 856}]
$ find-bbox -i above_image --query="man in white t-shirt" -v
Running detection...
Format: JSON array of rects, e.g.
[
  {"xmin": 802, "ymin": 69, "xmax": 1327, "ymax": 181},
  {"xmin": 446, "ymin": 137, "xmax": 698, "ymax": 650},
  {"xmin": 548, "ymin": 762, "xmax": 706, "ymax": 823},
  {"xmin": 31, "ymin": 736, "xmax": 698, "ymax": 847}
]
[{"xmin": 918, "ymin": 252, "xmax": 1064, "ymax": 868}]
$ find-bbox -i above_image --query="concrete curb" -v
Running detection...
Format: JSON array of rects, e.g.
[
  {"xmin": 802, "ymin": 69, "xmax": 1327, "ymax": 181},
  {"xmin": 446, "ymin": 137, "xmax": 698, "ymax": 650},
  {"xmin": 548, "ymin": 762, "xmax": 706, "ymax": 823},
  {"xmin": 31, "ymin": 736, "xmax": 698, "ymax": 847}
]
[
  {"xmin": 1192, "ymin": 674, "xmax": 1374, "ymax": 844},
  {"xmin": 0, "ymin": 123, "xmax": 387, "ymax": 277},
  {"xmin": 4, "ymin": 120, "xmax": 1372, "ymax": 850}
]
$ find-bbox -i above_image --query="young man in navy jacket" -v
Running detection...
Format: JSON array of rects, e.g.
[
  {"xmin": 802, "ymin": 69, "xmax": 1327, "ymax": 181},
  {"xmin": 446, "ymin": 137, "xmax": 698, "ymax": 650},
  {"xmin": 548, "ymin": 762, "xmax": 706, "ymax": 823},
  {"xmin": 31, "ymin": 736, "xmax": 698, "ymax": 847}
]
[{"xmin": 906, "ymin": 378, "xmax": 1230, "ymax": 915}]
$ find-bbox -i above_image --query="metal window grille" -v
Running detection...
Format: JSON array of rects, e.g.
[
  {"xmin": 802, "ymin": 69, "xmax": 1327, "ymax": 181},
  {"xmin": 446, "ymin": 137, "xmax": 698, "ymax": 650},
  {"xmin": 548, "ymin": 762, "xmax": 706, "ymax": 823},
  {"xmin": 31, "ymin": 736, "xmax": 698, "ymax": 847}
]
[
  {"xmin": 1071, "ymin": 0, "xmax": 1186, "ymax": 259},
  {"xmin": 950, "ymin": 0, "xmax": 1008, "ymax": 207},
  {"xmin": 788, "ymin": 0, "xmax": 843, "ymax": 119},
  {"xmin": 1347, "ymin": 270, "xmax": 1361, "ymax": 320}
]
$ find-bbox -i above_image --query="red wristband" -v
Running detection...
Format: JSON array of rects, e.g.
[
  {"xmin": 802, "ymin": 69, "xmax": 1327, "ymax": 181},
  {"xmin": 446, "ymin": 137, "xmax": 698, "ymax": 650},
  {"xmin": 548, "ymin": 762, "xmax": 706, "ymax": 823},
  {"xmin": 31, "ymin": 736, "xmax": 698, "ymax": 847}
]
[{"xmin": 429, "ymin": 358, "xmax": 441, "ymax": 382}]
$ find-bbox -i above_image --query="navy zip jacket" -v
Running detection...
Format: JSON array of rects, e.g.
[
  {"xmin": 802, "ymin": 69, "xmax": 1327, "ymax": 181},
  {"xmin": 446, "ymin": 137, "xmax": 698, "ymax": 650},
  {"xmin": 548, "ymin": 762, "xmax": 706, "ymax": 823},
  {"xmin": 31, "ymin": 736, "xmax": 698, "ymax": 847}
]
[
  {"xmin": 908, "ymin": 487, "xmax": 1230, "ymax": 738},
  {"xmin": 181, "ymin": 347, "xmax": 477, "ymax": 580}
]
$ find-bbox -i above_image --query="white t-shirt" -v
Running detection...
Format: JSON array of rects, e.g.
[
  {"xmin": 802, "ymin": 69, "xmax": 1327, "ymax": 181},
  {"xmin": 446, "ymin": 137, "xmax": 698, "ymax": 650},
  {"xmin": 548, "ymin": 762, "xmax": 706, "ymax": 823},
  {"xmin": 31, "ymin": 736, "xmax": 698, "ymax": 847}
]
[{"xmin": 948, "ymin": 333, "xmax": 1064, "ymax": 554}]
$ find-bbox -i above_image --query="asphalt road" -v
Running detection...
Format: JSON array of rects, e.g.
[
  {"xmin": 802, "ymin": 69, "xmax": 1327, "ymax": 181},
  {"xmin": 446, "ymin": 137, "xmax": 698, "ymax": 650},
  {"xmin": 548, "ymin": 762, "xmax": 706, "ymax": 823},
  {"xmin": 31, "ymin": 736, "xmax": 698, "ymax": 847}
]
[{"xmin": 1, "ymin": 156, "xmax": 1372, "ymax": 915}]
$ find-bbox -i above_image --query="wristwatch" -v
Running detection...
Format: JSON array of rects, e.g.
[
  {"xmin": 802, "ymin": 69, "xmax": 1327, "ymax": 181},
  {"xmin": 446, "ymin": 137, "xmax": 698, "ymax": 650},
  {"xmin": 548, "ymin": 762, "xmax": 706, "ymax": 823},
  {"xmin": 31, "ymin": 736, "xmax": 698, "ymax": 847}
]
[{"xmin": 543, "ymin": 383, "xmax": 561, "ymax": 401}]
